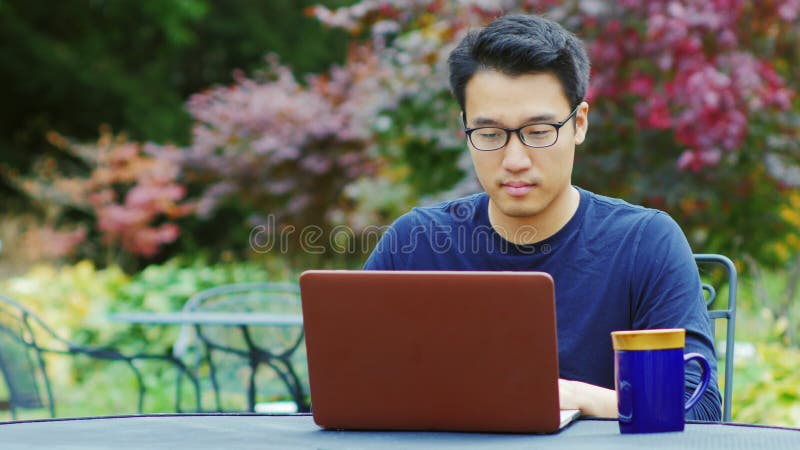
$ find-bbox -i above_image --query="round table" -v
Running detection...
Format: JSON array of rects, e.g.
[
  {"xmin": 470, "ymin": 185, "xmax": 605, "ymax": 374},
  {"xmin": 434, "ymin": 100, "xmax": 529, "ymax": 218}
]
[{"xmin": 0, "ymin": 414, "xmax": 798, "ymax": 449}]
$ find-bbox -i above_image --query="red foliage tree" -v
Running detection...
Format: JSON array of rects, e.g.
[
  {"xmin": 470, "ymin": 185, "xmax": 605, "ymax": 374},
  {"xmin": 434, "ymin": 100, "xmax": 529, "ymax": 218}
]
[
  {"xmin": 3, "ymin": 128, "xmax": 193, "ymax": 263},
  {"xmin": 306, "ymin": 0, "xmax": 800, "ymax": 264}
]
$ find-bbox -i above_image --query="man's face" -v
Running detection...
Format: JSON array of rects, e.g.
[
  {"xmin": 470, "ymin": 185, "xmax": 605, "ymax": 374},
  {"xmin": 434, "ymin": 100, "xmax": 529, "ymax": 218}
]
[{"xmin": 464, "ymin": 70, "xmax": 588, "ymax": 221}]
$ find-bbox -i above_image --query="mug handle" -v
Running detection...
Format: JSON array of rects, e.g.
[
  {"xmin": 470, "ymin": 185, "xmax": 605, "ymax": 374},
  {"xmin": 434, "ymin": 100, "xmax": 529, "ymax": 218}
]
[{"xmin": 683, "ymin": 352, "xmax": 711, "ymax": 412}]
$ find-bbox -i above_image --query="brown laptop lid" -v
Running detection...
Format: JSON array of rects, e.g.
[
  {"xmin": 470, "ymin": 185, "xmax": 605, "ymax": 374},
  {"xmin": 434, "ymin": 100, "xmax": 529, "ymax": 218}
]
[{"xmin": 299, "ymin": 270, "xmax": 561, "ymax": 433}]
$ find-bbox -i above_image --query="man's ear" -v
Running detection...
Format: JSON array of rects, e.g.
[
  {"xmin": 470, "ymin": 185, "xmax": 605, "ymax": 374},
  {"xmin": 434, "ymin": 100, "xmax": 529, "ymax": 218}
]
[{"xmin": 574, "ymin": 101, "xmax": 589, "ymax": 145}]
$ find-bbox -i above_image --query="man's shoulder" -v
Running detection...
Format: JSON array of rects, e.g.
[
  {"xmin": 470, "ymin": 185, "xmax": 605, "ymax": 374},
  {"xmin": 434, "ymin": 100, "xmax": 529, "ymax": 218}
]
[
  {"xmin": 576, "ymin": 188, "xmax": 686, "ymax": 246},
  {"xmin": 363, "ymin": 193, "xmax": 488, "ymax": 270},
  {"xmin": 399, "ymin": 192, "xmax": 488, "ymax": 226},
  {"xmin": 578, "ymin": 190, "xmax": 694, "ymax": 271},
  {"xmin": 582, "ymin": 188, "xmax": 653, "ymax": 214},
  {"xmin": 580, "ymin": 187, "xmax": 670, "ymax": 225}
]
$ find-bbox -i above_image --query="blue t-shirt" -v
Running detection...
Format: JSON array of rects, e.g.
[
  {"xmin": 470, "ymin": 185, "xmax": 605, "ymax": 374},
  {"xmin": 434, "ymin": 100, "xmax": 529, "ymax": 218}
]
[{"xmin": 364, "ymin": 186, "xmax": 722, "ymax": 421}]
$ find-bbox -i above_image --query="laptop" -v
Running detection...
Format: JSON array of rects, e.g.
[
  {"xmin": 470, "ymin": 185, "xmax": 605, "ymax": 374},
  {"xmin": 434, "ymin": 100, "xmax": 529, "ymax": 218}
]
[{"xmin": 298, "ymin": 270, "xmax": 580, "ymax": 433}]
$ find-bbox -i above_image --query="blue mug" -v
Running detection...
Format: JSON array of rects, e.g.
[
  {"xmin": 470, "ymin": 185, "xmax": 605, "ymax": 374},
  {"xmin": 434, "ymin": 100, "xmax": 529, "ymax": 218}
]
[{"xmin": 611, "ymin": 328, "xmax": 711, "ymax": 434}]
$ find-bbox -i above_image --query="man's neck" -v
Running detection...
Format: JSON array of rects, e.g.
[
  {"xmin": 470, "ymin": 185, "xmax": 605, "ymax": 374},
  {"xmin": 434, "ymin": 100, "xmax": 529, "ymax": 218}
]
[{"xmin": 488, "ymin": 186, "xmax": 581, "ymax": 245}]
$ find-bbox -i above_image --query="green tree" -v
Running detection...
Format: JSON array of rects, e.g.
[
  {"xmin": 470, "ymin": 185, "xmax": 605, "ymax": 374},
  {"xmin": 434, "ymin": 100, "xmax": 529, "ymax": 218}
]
[{"xmin": 0, "ymin": 0, "xmax": 353, "ymax": 208}]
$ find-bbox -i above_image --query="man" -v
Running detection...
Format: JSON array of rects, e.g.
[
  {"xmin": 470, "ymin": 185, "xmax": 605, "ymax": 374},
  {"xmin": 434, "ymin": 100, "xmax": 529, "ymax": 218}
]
[{"xmin": 363, "ymin": 14, "xmax": 721, "ymax": 420}]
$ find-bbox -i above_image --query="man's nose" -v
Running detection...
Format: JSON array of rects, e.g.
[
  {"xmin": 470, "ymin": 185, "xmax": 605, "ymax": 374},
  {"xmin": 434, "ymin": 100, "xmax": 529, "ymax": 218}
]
[{"xmin": 501, "ymin": 132, "xmax": 533, "ymax": 172}]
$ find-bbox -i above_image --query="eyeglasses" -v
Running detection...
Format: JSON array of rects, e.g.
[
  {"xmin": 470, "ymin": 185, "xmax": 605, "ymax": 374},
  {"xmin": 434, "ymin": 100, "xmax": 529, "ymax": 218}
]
[{"xmin": 463, "ymin": 105, "xmax": 579, "ymax": 151}]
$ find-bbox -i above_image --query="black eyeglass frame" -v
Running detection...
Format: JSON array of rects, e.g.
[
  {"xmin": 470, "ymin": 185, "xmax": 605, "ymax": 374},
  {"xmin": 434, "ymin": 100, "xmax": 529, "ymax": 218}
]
[{"xmin": 463, "ymin": 104, "xmax": 580, "ymax": 151}]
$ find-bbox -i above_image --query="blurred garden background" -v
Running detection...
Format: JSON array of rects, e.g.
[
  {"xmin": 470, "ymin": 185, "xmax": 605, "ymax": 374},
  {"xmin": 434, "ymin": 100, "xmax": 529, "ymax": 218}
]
[{"xmin": 1, "ymin": 0, "xmax": 799, "ymax": 424}]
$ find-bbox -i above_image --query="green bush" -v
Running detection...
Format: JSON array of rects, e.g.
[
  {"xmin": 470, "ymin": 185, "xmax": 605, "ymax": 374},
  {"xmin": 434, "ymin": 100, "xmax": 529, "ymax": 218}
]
[
  {"xmin": 0, "ymin": 256, "xmax": 299, "ymax": 418},
  {"xmin": 729, "ymin": 265, "xmax": 800, "ymax": 427},
  {"xmin": 734, "ymin": 343, "xmax": 800, "ymax": 426}
]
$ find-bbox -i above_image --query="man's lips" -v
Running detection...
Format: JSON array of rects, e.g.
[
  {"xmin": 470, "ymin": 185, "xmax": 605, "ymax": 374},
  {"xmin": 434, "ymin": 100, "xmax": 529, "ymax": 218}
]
[{"xmin": 501, "ymin": 181, "xmax": 536, "ymax": 197}]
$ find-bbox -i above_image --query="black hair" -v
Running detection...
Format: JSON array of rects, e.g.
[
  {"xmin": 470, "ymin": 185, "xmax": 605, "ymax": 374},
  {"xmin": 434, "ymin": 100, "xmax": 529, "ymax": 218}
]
[{"xmin": 447, "ymin": 14, "xmax": 590, "ymax": 114}]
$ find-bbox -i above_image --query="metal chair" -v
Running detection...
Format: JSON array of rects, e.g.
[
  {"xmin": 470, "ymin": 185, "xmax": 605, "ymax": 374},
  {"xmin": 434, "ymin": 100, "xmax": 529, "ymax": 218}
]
[
  {"xmin": 0, "ymin": 294, "xmax": 187, "ymax": 419},
  {"xmin": 173, "ymin": 282, "xmax": 308, "ymax": 413},
  {"xmin": 694, "ymin": 254, "xmax": 737, "ymax": 422}
]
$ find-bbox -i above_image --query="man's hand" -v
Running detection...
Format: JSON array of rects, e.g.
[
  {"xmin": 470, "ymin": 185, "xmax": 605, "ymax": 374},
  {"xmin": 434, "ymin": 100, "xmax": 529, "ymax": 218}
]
[{"xmin": 558, "ymin": 378, "xmax": 618, "ymax": 418}]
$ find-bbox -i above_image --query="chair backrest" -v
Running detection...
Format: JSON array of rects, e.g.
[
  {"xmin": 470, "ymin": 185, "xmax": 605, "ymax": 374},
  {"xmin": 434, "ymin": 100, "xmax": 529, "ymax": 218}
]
[
  {"xmin": 173, "ymin": 282, "xmax": 304, "ymax": 412},
  {"xmin": 176, "ymin": 282, "xmax": 303, "ymax": 354},
  {"xmin": 0, "ymin": 295, "xmax": 56, "ymax": 418},
  {"xmin": 1, "ymin": 293, "xmax": 171, "ymax": 418},
  {"xmin": 694, "ymin": 254, "xmax": 737, "ymax": 423}
]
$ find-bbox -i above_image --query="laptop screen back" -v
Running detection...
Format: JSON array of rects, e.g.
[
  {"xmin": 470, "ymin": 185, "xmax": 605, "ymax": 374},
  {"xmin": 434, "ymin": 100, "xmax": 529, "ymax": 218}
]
[{"xmin": 299, "ymin": 270, "xmax": 563, "ymax": 433}]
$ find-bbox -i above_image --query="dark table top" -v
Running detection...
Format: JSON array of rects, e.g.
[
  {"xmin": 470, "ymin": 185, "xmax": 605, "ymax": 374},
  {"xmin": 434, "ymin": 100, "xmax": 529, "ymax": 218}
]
[{"xmin": 0, "ymin": 414, "xmax": 798, "ymax": 450}]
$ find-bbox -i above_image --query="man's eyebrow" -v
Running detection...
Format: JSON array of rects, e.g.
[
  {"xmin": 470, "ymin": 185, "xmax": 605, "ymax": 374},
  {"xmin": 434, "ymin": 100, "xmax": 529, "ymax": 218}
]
[
  {"xmin": 522, "ymin": 114, "xmax": 558, "ymax": 123},
  {"xmin": 470, "ymin": 117, "xmax": 502, "ymax": 126},
  {"xmin": 469, "ymin": 114, "xmax": 558, "ymax": 127}
]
